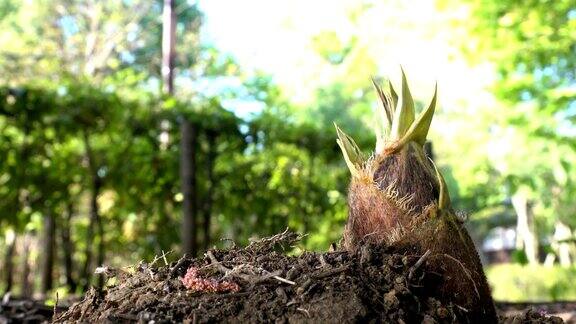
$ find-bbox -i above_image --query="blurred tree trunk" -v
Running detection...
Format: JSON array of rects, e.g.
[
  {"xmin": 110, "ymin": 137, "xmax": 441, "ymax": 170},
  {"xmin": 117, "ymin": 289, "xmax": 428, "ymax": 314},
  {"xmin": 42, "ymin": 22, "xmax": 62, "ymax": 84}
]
[
  {"xmin": 552, "ymin": 221, "xmax": 572, "ymax": 266},
  {"xmin": 202, "ymin": 131, "xmax": 218, "ymax": 251},
  {"xmin": 81, "ymin": 174, "xmax": 102, "ymax": 290},
  {"xmin": 3, "ymin": 231, "xmax": 16, "ymax": 293},
  {"xmin": 61, "ymin": 202, "xmax": 77, "ymax": 292},
  {"xmin": 80, "ymin": 130, "xmax": 102, "ymax": 291},
  {"xmin": 96, "ymin": 208, "xmax": 105, "ymax": 288},
  {"xmin": 162, "ymin": 0, "xmax": 176, "ymax": 94},
  {"xmin": 20, "ymin": 233, "xmax": 32, "ymax": 298},
  {"xmin": 512, "ymin": 192, "xmax": 539, "ymax": 264},
  {"xmin": 18, "ymin": 123, "xmax": 32, "ymax": 297},
  {"xmin": 181, "ymin": 120, "xmax": 198, "ymax": 256},
  {"xmin": 162, "ymin": 0, "xmax": 199, "ymax": 256},
  {"xmin": 41, "ymin": 210, "xmax": 56, "ymax": 295}
]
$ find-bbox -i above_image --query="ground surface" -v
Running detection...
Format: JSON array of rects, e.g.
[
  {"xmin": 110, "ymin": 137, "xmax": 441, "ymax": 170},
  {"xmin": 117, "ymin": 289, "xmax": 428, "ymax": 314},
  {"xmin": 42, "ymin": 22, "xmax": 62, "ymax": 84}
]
[
  {"xmin": 1, "ymin": 232, "xmax": 571, "ymax": 323},
  {"xmin": 497, "ymin": 302, "xmax": 576, "ymax": 323}
]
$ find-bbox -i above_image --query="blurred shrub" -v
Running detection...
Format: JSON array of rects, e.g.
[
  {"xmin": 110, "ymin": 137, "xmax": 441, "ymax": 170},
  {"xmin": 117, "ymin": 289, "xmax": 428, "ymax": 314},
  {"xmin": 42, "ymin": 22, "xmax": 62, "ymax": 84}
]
[
  {"xmin": 510, "ymin": 249, "xmax": 529, "ymax": 265},
  {"xmin": 486, "ymin": 264, "xmax": 576, "ymax": 301}
]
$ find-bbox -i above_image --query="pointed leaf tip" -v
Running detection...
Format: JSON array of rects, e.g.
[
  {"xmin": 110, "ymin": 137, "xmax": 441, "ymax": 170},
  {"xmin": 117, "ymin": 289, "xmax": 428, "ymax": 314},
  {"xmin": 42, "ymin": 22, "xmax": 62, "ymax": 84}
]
[
  {"xmin": 430, "ymin": 158, "xmax": 450, "ymax": 210},
  {"xmin": 388, "ymin": 79, "xmax": 398, "ymax": 108},
  {"xmin": 334, "ymin": 123, "xmax": 363, "ymax": 175},
  {"xmin": 371, "ymin": 77, "xmax": 393, "ymax": 127},
  {"xmin": 391, "ymin": 67, "xmax": 415, "ymax": 139},
  {"xmin": 400, "ymin": 82, "xmax": 437, "ymax": 146}
]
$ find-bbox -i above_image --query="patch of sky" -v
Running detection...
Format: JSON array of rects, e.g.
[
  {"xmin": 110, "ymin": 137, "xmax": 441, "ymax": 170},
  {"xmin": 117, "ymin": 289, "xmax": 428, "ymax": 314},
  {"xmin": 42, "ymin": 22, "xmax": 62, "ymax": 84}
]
[
  {"xmin": 554, "ymin": 101, "xmax": 576, "ymax": 136},
  {"xmin": 120, "ymin": 51, "xmax": 136, "ymax": 64},
  {"xmin": 57, "ymin": 86, "xmax": 68, "ymax": 97},
  {"xmin": 221, "ymin": 99, "xmax": 265, "ymax": 119},
  {"xmin": 520, "ymin": 90, "xmax": 532, "ymax": 101},
  {"xmin": 179, "ymin": 75, "xmax": 266, "ymax": 119},
  {"xmin": 58, "ymin": 16, "xmax": 78, "ymax": 38}
]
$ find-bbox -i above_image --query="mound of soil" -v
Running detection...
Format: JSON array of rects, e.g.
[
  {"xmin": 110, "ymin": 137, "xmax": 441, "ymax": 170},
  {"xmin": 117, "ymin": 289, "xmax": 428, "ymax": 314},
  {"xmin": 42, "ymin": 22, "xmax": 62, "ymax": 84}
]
[
  {"xmin": 53, "ymin": 231, "xmax": 563, "ymax": 324},
  {"xmin": 0, "ymin": 297, "xmax": 67, "ymax": 323}
]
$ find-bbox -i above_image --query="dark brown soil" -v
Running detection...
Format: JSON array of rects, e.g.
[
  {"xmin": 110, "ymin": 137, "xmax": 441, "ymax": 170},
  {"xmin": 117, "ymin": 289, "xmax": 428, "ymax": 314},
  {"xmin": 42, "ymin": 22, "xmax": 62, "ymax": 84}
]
[
  {"xmin": 0, "ymin": 297, "xmax": 67, "ymax": 323},
  {"xmin": 48, "ymin": 231, "xmax": 563, "ymax": 324}
]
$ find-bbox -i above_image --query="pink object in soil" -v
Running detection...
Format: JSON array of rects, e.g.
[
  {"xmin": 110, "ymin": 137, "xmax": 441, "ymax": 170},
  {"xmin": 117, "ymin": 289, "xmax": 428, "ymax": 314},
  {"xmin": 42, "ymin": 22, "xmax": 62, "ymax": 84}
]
[{"xmin": 180, "ymin": 267, "xmax": 240, "ymax": 293}]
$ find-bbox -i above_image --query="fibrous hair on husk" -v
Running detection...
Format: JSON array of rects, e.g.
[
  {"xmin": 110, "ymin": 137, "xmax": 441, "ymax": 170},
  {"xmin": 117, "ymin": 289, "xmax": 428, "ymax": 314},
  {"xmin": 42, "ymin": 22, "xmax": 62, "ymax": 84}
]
[{"xmin": 335, "ymin": 69, "xmax": 498, "ymax": 322}]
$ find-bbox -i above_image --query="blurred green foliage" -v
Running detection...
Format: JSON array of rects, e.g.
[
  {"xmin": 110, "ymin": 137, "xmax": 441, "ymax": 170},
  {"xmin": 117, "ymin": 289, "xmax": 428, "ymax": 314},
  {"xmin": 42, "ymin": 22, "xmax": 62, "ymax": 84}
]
[
  {"xmin": 456, "ymin": 0, "xmax": 576, "ymax": 228},
  {"xmin": 487, "ymin": 264, "xmax": 576, "ymax": 301}
]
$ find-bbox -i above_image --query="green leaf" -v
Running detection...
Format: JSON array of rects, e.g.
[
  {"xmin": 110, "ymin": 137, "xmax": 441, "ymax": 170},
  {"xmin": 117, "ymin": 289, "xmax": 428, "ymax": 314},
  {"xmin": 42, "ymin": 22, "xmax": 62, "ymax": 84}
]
[
  {"xmin": 334, "ymin": 123, "xmax": 363, "ymax": 175},
  {"xmin": 430, "ymin": 159, "xmax": 450, "ymax": 210},
  {"xmin": 388, "ymin": 79, "xmax": 398, "ymax": 109},
  {"xmin": 400, "ymin": 82, "xmax": 437, "ymax": 146},
  {"xmin": 371, "ymin": 77, "xmax": 393, "ymax": 128},
  {"xmin": 390, "ymin": 67, "xmax": 415, "ymax": 139}
]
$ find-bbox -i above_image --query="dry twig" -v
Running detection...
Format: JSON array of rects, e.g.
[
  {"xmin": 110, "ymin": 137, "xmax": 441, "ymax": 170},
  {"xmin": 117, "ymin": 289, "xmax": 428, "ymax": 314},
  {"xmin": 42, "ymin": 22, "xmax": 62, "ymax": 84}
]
[
  {"xmin": 52, "ymin": 292, "xmax": 59, "ymax": 320},
  {"xmin": 207, "ymin": 250, "xmax": 295, "ymax": 285},
  {"xmin": 312, "ymin": 265, "xmax": 349, "ymax": 279},
  {"xmin": 149, "ymin": 250, "xmax": 173, "ymax": 267},
  {"xmin": 169, "ymin": 254, "xmax": 189, "ymax": 277},
  {"xmin": 297, "ymin": 307, "xmax": 310, "ymax": 317},
  {"xmin": 247, "ymin": 228, "xmax": 303, "ymax": 252},
  {"xmin": 408, "ymin": 250, "xmax": 431, "ymax": 281}
]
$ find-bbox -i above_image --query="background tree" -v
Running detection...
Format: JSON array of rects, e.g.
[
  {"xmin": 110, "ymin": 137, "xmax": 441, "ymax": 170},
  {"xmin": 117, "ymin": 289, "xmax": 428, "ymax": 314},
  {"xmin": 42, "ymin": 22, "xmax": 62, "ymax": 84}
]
[{"xmin": 441, "ymin": 0, "xmax": 576, "ymax": 264}]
